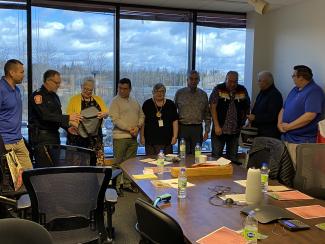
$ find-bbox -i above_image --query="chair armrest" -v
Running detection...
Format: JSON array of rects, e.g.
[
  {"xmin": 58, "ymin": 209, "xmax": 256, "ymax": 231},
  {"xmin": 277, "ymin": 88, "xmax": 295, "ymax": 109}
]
[
  {"xmin": 17, "ymin": 194, "xmax": 31, "ymax": 210},
  {"xmin": 105, "ymin": 188, "xmax": 118, "ymax": 204},
  {"xmin": 111, "ymin": 169, "xmax": 122, "ymax": 181},
  {"xmin": 0, "ymin": 195, "xmax": 17, "ymax": 206}
]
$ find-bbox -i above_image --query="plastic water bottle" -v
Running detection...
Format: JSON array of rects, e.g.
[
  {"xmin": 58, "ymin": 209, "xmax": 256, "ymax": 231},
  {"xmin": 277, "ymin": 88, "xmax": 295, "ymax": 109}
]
[
  {"xmin": 260, "ymin": 162, "xmax": 269, "ymax": 193},
  {"xmin": 157, "ymin": 150, "xmax": 165, "ymax": 175},
  {"xmin": 243, "ymin": 210, "xmax": 258, "ymax": 244},
  {"xmin": 178, "ymin": 168, "xmax": 187, "ymax": 199},
  {"xmin": 194, "ymin": 143, "xmax": 201, "ymax": 163},
  {"xmin": 180, "ymin": 138, "xmax": 186, "ymax": 158}
]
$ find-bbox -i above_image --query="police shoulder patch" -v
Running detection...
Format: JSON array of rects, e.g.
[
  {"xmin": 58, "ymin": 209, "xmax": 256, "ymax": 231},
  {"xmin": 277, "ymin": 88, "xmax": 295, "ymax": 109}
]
[{"xmin": 34, "ymin": 95, "xmax": 42, "ymax": 104}]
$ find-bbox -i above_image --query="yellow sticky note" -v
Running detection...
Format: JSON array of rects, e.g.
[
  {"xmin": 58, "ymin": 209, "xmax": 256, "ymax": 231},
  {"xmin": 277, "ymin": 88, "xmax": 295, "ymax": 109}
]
[{"xmin": 132, "ymin": 174, "xmax": 158, "ymax": 180}]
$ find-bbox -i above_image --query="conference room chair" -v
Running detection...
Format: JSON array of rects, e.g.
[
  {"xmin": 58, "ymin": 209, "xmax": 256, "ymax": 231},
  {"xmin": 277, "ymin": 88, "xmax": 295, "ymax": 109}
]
[
  {"xmin": 135, "ymin": 198, "xmax": 186, "ymax": 244},
  {"xmin": 0, "ymin": 218, "xmax": 53, "ymax": 244},
  {"xmin": 23, "ymin": 166, "xmax": 112, "ymax": 244},
  {"xmin": 41, "ymin": 144, "xmax": 120, "ymax": 239},
  {"xmin": 294, "ymin": 143, "xmax": 325, "ymax": 200},
  {"xmin": 43, "ymin": 144, "xmax": 97, "ymax": 167},
  {"xmin": 247, "ymin": 137, "xmax": 295, "ymax": 186}
]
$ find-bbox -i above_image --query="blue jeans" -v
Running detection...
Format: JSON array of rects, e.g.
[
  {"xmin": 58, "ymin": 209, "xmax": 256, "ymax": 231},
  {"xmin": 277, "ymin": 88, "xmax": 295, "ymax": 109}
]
[{"xmin": 211, "ymin": 132, "xmax": 239, "ymax": 162}]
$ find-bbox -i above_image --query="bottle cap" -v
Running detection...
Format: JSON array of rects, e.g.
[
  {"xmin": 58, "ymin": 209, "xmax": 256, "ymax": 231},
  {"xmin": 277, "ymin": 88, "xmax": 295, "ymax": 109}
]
[
  {"xmin": 180, "ymin": 167, "xmax": 186, "ymax": 172},
  {"xmin": 261, "ymin": 162, "xmax": 268, "ymax": 167}
]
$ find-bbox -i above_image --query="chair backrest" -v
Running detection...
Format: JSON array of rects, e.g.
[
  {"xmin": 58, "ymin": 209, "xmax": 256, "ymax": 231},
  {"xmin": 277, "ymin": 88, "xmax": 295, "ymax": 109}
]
[
  {"xmin": 22, "ymin": 166, "xmax": 112, "ymax": 242},
  {"xmin": 135, "ymin": 198, "xmax": 185, "ymax": 244},
  {"xmin": 44, "ymin": 144, "xmax": 97, "ymax": 167},
  {"xmin": 247, "ymin": 137, "xmax": 295, "ymax": 186},
  {"xmin": 0, "ymin": 218, "xmax": 53, "ymax": 244},
  {"xmin": 294, "ymin": 144, "xmax": 325, "ymax": 199}
]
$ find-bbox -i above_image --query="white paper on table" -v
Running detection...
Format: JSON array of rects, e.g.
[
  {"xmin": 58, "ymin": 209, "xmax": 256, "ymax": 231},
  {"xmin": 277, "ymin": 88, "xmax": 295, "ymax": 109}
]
[
  {"xmin": 220, "ymin": 194, "xmax": 246, "ymax": 202},
  {"xmin": 268, "ymin": 185, "xmax": 291, "ymax": 192},
  {"xmin": 203, "ymin": 157, "xmax": 231, "ymax": 166},
  {"xmin": 140, "ymin": 158, "xmax": 156, "ymax": 163},
  {"xmin": 165, "ymin": 154, "xmax": 179, "ymax": 158},
  {"xmin": 234, "ymin": 180, "xmax": 290, "ymax": 192},
  {"xmin": 234, "ymin": 180, "xmax": 247, "ymax": 187},
  {"xmin": 151, "ymin": 178, "xmax": 195, "ymax": 189},
  {"xmin": 146, "ymin": 160, "xmax": 172, "ymax": 166}
]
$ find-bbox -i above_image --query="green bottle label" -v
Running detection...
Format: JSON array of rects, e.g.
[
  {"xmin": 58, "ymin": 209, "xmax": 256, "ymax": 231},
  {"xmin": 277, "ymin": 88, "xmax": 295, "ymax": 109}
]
[
  {"xmin": 261, "ymin": 174, "xmax": 268, "ymax": 184},
  {"xmin": 244, "ymin": 228, "xmax": 257, "ymax": 241},
  {"xmin": 180, "ymin": 145, "xmax": 185, "ymax": 152}
]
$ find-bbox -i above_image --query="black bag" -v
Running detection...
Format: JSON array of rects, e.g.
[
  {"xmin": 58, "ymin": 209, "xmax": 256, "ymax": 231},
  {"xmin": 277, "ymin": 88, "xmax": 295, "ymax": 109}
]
[{"xmin": 239, "ymin": 127, "xmax": 258, "ymax": 147}]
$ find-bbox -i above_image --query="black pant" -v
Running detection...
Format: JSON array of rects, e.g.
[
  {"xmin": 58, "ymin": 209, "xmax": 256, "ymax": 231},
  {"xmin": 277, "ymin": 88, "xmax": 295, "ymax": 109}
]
[
  {"xmin": 178, "ymin": 124, "xmax": 203, "ymax": 154},
  {"xmin": 29, "ymin": 129, "xmax": 60, "ymax": 168},
  {"xmin": 145, "ymin": 144, "xmax": 173, "ymax": 156}
]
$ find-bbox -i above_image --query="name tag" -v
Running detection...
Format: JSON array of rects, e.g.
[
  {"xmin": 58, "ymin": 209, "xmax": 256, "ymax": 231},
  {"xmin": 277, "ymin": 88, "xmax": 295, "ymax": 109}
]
[{"xmin": 158, "ymin": 120, "xmax": 164, "ymax": 127}]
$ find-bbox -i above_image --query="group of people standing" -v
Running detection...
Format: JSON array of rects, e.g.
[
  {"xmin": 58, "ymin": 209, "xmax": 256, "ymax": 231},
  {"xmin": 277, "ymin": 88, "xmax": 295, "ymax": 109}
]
[{"xmin": 0, "ymin": 59, "xmax": 324, "ymax": 193}]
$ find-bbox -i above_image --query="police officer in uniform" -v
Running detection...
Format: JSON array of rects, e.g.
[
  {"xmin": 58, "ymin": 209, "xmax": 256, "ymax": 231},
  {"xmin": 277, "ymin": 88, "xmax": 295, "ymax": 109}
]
[{"xmin": 28, "ymin": 70, "xmax": 81, "ymax": 167}]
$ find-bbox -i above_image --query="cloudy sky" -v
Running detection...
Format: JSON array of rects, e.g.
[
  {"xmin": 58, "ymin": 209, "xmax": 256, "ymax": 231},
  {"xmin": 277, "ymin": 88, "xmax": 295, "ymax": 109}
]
[{"xmin": 0, "ymin": 7, "xmax": 245, "ymax": 75}]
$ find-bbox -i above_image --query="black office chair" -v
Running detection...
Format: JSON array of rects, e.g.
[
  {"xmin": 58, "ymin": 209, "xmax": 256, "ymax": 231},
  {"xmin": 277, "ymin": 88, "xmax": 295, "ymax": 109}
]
[
  {"xmin": 42, "ymin": 144, "xmax": 120, "ymax": 239},
  {"xmin": 23, "ymin": 166, "xmax": 112, "ymax": 244},
  {"xmin": 43, "ymin": 144, "xmax": 97, "ymax": 167},
  {"xmin": 294, "ymin": 144, "xmax": 325, "ymax": 200},
  {"xmin": 247, "ymin": 137, "xmax": 295, "ymax": 186},
  {"xmin": 135, "ymin": 198, "xmax": 185, "ymax": 244},
  {"xmin": 0, "ymin": 218, "xmax": 53, "ymax": 244}
]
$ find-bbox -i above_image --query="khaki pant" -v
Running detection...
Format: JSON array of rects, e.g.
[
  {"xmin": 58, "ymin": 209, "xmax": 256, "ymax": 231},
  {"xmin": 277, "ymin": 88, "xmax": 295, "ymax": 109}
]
[
  {"xmin": 5, "ymin": 139, "xmax": 33, "ymax": 170},
  {"xmin": 113, "ymin": 138, "xmax": 138, "ymax": 189},
  {"xmin": 284, "ymin": 141, "xmax": 298, "ymax": 169}
]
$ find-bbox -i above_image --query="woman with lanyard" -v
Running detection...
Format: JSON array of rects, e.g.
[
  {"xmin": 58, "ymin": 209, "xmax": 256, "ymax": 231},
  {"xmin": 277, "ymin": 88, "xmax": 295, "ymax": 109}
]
[
  {"xmin": 66, "ymin": 77, "xmax": 108, "ymax": 165},
  {"xmin": 140, "ymin": 83, "xmax": 178, "ymax": 155}
]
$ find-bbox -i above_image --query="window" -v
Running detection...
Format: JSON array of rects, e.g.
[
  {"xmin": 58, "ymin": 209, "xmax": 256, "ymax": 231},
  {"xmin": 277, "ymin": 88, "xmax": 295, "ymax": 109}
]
[
  {"xmin": 32, "ymin": 7, "xmax": 115, "ymax": 148},
  {"xmin": 0, "ymin": 8, "xmax": 28, "ymax": 136},
  {"xmin": 120, "ymin": 10, "xmax": 190, "ymax": 154},
  {"xmin": 196, "ymin": 26, "xmax": 246, "ymax": 97}
]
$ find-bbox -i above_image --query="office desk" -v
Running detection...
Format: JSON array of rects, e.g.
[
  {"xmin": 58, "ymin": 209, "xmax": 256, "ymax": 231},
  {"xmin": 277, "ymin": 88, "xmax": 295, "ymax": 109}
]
[{"xmin": 121, "ymin": 156, "xmax": 325, "ymax": 244}]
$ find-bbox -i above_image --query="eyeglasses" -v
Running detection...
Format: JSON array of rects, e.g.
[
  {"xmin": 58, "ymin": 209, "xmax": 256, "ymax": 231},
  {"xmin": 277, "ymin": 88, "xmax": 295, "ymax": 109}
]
[{"xmin": 83, "ymin": 88, "xmax": 93, "ymax": 92}]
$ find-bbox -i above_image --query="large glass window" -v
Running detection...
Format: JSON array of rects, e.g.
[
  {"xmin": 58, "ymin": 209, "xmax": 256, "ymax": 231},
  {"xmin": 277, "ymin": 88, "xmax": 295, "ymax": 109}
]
[
  {"xmin": 32, "ymin": 7, "xmax": 114, "ymax": 149},
  {"xmin": 196, "ymin": 26, "xmax": 246, "ymax": 152},
  {"xmin": 0, "ymin": 8, "xmax": 28, "ymax": 136},
  {"xmin": 120, "ymin": 19, "xmax": 189, "ymax": 154}
]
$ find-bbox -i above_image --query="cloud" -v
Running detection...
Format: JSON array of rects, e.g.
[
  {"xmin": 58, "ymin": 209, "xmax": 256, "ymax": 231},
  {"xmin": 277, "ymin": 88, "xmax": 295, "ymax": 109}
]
[
  {"xmin": 91, "ymin": 24, "xmax": 108, "ymax": 36},
  {"xmin": 39, "ymin": 21, "xmax": 64, "ymax": 38},
  {"xmin": 67, "ymin": 19, "xmax": 84, "ymax": 31},
  {"xmin": 219, "ymin": 42, "xmax": 243, "ymax": 57},
  {"xmin": 71, "ymin": 39, "xmax": 101, "ymax": 49}
]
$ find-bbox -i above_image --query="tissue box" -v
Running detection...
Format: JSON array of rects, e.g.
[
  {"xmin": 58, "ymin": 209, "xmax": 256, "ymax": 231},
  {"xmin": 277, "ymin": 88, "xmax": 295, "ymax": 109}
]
[{"xmin": 171, "ymin": 165, "xmax": 233, "ymax": 177}]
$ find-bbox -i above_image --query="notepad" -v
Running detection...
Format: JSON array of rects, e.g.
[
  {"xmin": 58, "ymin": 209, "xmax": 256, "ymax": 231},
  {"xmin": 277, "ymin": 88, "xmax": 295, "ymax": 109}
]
[
  {"xmin": 267, "ymin": 190, "xmax": 313, "ymax": 200},
  {"xmin": 220, "ymin": 194, "xmax": 246, "ymax": 203},
  {"xmin": 197, "ymin": 226, "xmax": 246, "ymax": 244},
  {"xmin": 139, "ymin": 158, "xmax": 156, "ymax": 163},
  {"xmin": 286, "ymin": 205, "xmax": 325, "ymax": 219},
  {"xmin": 132, "ymin": 174, "xmax": 158, "ymax": 180},
  {"xmin": 151, "ymin": 179, "xmax": 195, "ymax": 189},
  {"xmin": 234, "ymin": 180, "xmax": 290, "ymax": 192}
]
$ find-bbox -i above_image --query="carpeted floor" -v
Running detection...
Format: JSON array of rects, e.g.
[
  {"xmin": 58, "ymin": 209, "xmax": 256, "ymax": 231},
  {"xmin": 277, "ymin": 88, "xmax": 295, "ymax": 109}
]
[{"xmin": 112, "ymin": 191, "xmax": 146, "ymax": 244}]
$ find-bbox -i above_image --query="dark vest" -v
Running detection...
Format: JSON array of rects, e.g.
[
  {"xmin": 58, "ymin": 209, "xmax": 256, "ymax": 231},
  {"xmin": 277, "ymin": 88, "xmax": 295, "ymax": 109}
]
[{"xmin": 214, "ymin": 83, "xmax": 249, "ymax": 129}]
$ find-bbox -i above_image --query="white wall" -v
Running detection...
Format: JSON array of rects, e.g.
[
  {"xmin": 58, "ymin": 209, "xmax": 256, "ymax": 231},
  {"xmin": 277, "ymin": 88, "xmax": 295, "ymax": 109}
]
[{"xmin": 248, "ymin": 0, "xmax": 325, "ymax": 100}]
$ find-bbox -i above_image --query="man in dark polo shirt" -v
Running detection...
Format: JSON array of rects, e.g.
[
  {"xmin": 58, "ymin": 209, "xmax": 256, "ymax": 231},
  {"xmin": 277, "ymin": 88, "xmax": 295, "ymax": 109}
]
[
  {"xmin": 0, "ymin": 59, "xmax": 33, "ymax": 171},
  {"xmin": 278, "ymin": 65, "xmax": 325, "ymax": 167},
  {"xmin": 29, "ymin": 70, "xmax": 81, "ymax": 167}
]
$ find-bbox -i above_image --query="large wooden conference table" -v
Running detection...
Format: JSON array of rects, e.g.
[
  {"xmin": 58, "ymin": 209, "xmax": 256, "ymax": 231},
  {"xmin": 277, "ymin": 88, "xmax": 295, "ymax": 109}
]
[{"xmin": 121, "ymin": 156, "xmax": 325, "ymax": 244}]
